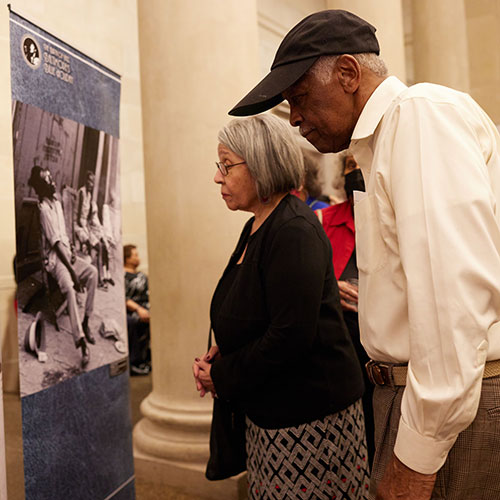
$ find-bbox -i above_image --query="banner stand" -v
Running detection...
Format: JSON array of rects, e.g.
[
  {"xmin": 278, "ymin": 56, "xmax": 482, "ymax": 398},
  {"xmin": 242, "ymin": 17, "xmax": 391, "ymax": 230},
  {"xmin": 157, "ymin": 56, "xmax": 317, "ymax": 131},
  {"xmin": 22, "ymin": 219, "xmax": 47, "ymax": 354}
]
[{"xmin": 9, "ymin": 9, "xmax": 135, "ymax": 499}]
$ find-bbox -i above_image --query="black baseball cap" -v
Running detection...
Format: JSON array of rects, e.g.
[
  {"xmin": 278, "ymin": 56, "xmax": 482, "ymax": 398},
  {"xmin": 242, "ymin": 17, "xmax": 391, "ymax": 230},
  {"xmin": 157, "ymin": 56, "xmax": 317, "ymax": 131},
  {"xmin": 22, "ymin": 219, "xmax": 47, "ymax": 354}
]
[{"xmin": 228, "ymin": 10, "xmax": 379, "ymax": 116}]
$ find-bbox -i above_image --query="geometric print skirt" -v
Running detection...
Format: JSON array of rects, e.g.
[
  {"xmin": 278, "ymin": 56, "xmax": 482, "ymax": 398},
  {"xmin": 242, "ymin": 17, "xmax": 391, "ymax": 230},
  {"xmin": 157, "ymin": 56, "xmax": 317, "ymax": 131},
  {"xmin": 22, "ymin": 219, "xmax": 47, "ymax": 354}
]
[{"xmin": 246, "ymin": 398, "xmax": 370, "ymax": 499}]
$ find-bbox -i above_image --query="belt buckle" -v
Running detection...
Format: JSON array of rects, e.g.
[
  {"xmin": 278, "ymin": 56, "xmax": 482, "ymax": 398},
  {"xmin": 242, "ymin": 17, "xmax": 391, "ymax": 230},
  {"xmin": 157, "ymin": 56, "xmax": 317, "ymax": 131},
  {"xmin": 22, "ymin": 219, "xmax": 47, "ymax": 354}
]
[{"xmin": 366, "ymin": 360, "xmax": 393, "ymax": 387}]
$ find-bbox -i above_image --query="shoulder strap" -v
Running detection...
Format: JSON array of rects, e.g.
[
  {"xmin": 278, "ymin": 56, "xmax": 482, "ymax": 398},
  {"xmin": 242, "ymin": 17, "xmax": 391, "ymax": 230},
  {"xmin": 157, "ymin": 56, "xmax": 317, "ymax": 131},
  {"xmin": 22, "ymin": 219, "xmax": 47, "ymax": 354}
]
[{"xmin": 207, "ymin": 325, "xmax": 214, "ymax": 351}]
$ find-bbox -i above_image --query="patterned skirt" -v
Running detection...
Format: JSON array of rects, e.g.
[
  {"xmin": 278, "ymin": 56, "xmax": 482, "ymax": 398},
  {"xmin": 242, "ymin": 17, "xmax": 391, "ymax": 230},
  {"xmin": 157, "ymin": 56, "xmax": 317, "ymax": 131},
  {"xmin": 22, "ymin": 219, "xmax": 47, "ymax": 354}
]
[{"xmin": 246, "ymin": 399, "xmax": 370, "ymax": 500}]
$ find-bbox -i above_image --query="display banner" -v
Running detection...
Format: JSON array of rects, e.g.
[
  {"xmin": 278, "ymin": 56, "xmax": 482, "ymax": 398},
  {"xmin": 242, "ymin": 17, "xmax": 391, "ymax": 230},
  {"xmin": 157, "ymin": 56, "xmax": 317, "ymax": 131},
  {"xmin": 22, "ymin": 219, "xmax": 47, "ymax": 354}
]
[{"xmin": 10, "ymin": 9, "xmax": 134, "ymax": 499}]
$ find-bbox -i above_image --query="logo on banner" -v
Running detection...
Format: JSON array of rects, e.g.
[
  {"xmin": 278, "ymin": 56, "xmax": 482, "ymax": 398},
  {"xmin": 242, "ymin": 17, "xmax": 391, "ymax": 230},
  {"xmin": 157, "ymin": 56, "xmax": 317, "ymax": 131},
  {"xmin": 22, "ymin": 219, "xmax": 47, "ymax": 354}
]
[
  {"xmin": 21, "ymin": 33, "xmax": 75, "ymax": 84},
  {"xmin": 21, "ymin": 35, "xmax": 41, "ymax": 68},
  {"xmin": 42, "ymin": 42, "xmax": 74, "ymax": 84}
]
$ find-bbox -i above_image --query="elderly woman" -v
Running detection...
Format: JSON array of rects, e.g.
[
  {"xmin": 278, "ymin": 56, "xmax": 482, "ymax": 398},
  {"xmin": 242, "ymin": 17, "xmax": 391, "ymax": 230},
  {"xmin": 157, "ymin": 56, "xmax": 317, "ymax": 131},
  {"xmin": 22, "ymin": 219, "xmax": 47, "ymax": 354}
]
[{"xmin": 193, "ymin": 114, "xmax": 369, "ymax": 499}]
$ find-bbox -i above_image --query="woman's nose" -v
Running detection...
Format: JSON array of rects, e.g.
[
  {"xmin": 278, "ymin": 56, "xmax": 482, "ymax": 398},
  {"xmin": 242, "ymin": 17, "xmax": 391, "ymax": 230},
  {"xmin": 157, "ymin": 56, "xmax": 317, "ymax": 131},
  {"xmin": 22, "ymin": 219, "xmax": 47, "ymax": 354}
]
[{"xmin": 214, "ymin": 168, "xmax": 224, "ymax": 184}]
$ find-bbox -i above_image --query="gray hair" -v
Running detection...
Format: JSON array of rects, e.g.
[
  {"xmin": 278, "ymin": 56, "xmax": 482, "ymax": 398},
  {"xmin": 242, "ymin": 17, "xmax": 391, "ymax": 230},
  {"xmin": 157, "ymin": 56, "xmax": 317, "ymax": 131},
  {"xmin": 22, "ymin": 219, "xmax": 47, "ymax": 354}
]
[
  {"xmin": 308, "ymin": 53, "xmax": 388, "ymax": 84},
  {"xmin": 218, "ymin": 114, "xmax": 304, "ymax": 200}
]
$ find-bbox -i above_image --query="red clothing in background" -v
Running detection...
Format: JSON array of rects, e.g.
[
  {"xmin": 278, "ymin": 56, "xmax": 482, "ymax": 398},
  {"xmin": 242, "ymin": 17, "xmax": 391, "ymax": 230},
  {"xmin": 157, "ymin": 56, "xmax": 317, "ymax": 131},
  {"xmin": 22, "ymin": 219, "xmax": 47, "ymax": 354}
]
[{"xmin": 316, "ymin": 201, "xmax": 355, "ymax": 280}]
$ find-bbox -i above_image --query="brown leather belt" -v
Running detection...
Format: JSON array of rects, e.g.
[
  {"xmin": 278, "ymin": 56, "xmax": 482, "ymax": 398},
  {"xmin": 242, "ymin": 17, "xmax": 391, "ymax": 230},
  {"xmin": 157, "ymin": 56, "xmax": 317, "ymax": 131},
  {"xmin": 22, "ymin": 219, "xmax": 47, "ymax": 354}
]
[{"xmin": 365, "ymin": 359, "xmax": 500, "ymax": 387}]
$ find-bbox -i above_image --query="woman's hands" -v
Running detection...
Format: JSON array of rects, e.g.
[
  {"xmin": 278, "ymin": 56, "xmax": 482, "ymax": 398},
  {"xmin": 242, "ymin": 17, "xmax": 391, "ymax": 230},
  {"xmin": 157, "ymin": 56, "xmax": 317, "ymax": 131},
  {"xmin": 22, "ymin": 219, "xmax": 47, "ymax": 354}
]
[{"xmin": 192, "ymin": 345, "xmax": 220, "ymax": 398}]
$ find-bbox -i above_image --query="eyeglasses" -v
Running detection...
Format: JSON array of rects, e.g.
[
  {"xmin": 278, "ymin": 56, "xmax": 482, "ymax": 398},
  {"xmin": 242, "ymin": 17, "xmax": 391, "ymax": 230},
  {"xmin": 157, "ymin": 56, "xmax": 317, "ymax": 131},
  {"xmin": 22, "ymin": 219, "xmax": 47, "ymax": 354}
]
[{"xmin": 215, "ymin": 161, "xmax": 246, "ymax": 176}]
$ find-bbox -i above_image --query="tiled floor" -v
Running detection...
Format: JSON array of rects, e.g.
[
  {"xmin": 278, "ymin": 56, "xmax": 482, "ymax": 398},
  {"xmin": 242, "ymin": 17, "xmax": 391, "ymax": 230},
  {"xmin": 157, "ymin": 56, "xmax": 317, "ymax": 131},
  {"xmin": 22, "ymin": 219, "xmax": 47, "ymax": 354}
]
[{"xmin": 3, "ymin": 373, "xmax": 198, "ymax": 500}]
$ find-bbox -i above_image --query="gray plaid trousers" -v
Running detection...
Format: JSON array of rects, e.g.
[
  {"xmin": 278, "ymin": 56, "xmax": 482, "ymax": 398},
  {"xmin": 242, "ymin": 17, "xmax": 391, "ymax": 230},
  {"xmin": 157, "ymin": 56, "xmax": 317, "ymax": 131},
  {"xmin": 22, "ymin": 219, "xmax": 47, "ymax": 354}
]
[{"xmin": 370, "ymin": 376, "xmax": 500, "ymax": 500}]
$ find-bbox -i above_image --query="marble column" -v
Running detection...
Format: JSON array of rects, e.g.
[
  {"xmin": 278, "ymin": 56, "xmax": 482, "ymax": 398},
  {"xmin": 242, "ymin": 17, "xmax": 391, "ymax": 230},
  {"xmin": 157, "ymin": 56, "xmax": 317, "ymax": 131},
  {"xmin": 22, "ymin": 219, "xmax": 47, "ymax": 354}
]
[
  {"xmin": 327, "ymin": 0, "xmax": 407, "ymax": 81},
  {"xmin": 135, "ymin": 1, "xmax": 259, "ymax": 498},
  {"xmin": 463, "ymin": 0, "xmax": 499, "ymax": 122},
  {"xmin": 411, "ymin": 0, "xmax": 470, "ymax": 91}
]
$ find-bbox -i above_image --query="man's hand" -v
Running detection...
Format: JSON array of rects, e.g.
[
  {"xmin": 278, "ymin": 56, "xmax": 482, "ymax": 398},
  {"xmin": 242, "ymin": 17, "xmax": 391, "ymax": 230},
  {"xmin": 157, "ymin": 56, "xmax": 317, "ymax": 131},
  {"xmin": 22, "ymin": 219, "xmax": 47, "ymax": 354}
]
[
  {"xmin": 55, "ymin": 241, "xmax": 82, "ymax": 291},
  {"xmin": 71, "ymin": 272, "xmax": 83, "ymax": 293},
  {"xmin": 126, "ymin": 299, "xmax": 150, "ymax": 322},
  {"xmin": 137, "ymin": 306, "xmax": 150, "ymax": 323},
  {"xmin": 338, "ymin": 280, "xmax": 358, "ymax": 312},
  {"xmin": 70, "ymin": 245, "xmax": 76, "ymax": 264},
  {"xmin": 376, "ymin": 454, "xmax": 437, "ymax": 500}
]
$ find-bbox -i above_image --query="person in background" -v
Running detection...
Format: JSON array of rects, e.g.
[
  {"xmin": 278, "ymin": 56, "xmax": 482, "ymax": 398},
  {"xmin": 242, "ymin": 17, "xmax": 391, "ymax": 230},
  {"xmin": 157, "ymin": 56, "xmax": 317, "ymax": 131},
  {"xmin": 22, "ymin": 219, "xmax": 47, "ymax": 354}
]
[
  {"xmin": 315, "ymin": 152, "xmax": 374, "ymax": 466},
  {"xmin": 193, "ymin": 113, "xmax": 369, "ymax": 499},
  {"xmin": 228, "ymin": 9, "xmax": 500, "ymax": 500},
  {"xmin": 291, "ymin": 154, "xmax": 330, "ymax": 209},
  {"xmin": 124, "ymin": 244, "xmax": 151, "ymax": 376}
]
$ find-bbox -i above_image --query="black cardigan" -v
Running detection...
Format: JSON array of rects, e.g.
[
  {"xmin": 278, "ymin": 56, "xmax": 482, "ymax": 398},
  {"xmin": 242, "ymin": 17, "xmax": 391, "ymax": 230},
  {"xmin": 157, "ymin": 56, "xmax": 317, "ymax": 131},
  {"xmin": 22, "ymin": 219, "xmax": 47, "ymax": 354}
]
[{"xmin": 210, "ymin": 194, "xmax": 364, "ymax": 429}]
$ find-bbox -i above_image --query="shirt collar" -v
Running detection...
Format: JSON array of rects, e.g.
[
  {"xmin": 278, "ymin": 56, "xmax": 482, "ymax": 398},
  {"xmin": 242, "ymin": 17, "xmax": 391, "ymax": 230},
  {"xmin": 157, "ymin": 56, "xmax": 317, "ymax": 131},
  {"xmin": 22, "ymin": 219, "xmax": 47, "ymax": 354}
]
[{"xmin": 351, "ymin": 76, "xmax": 408, "ymax": 141}]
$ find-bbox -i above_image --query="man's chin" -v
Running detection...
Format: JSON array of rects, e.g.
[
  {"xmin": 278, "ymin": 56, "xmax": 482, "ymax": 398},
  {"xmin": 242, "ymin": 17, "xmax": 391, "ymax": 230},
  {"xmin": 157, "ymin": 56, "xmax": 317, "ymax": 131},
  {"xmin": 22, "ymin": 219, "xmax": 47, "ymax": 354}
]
[
  {"xmin": 308, "ymin": 139, "xmax": 336, "ymax": 154},
  {"xmin": 314, "ymin": 143, "xmax": 333, "ymax": 154},
  {"xmin": 308, "ymin": 138, "xmax": 349, "ymax": 154}
]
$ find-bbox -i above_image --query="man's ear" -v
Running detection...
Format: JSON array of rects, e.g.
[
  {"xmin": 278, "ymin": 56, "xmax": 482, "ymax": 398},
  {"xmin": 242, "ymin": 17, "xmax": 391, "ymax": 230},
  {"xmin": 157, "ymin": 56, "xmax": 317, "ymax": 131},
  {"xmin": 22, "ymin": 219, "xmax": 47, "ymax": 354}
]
[{"xmin": 336, "ymin": 55, "xmax": 361, "ymax": 94}]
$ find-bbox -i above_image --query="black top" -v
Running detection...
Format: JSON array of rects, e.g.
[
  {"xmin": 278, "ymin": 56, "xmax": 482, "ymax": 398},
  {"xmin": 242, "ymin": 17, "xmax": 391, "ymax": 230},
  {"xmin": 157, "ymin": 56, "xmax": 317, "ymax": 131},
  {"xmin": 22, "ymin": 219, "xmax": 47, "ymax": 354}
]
[
  {"xmin": 124, "ymin": 271, "xmax": 149, "ymax": 309},
  {"xmin": 210, "ymin": 194, "xmax": 364, "ymax": 429},
  {"xmin": 339, "ymin": 248, "xmax": 358, "ymax": 281}
]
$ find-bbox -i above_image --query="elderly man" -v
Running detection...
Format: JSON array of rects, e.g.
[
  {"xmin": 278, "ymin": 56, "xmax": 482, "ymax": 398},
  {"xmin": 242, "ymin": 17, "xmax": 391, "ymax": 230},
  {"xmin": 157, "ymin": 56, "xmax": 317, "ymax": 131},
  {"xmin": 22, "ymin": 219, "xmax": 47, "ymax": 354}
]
[
  {"xmin": 28, "ymin": 165, "xmax": 97, "ymax": 367},
  {"xmin": 75, "ymin": 171, "xmax": 114, "ymax": 289},
  {"xmin": 229, "ymin": 10, "xmax": 500, "ymax": 500}
]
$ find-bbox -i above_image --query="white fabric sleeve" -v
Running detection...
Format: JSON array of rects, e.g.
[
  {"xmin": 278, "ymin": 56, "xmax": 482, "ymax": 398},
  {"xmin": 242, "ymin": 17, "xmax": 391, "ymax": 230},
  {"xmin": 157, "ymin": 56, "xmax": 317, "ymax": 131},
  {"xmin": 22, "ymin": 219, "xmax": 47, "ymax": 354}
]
[{"xmin": 382, "ymin": 97, "xmax": 500, "ymax": 473}]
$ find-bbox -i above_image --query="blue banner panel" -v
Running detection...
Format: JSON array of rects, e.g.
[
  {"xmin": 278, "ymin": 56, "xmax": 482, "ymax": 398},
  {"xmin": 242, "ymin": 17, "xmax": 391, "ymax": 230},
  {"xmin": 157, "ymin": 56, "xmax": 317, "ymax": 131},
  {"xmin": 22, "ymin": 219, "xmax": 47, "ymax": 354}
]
[
  {"xmin": 10, "ymin": 10, "xmax": 120, "ymax": 137},
  {"xmin": 10, "ymin": 9, "xmax": 135, "ymax": 500},
  {"xmin": 22, "ymin": 366, "xmax": 134, "ymax": 500}
]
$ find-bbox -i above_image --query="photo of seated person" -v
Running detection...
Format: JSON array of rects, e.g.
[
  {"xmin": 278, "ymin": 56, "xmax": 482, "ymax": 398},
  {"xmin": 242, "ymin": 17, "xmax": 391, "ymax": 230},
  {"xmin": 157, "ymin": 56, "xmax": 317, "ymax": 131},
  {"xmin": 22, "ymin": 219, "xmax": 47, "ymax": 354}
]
[
  {"xmin": 28, "ymin": 165, "xmax": 97, "ymax": 367},
  {"xmin": 75, "ymin": 171, "xmax": 114, "ymax": 290}
]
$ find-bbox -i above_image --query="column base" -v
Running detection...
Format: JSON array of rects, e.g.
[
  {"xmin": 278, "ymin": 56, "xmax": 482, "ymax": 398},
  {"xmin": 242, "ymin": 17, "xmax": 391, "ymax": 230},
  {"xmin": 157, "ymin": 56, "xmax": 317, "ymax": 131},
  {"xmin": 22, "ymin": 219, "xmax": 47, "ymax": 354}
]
[
  {"xmin": 133, "ymin": 393, "xmax": 248, "ymax": 498},
  {"xmin": 134, "ymin": 455, "xmax": 247, "ymax": 500}
]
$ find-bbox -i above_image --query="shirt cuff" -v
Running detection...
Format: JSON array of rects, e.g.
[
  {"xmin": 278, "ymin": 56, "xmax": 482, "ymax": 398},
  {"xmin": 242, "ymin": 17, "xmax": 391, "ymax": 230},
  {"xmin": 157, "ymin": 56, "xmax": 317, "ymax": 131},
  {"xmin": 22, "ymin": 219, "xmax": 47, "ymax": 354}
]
[{"xmin": 394, "ymin": 418, "xmax": 458, "ymax": 474}]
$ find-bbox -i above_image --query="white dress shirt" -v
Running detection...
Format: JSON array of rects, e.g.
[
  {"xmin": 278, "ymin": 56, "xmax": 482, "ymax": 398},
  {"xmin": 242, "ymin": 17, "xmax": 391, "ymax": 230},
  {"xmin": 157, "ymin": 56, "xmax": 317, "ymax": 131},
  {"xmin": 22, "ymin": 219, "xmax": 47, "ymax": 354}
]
[
  {"xmin": 350, "ymin": 76, "xmax": 500, "ymax": 474},
  {"xmin": 39, "ymin": 196, "xmax": 72, "ymax": 272}
]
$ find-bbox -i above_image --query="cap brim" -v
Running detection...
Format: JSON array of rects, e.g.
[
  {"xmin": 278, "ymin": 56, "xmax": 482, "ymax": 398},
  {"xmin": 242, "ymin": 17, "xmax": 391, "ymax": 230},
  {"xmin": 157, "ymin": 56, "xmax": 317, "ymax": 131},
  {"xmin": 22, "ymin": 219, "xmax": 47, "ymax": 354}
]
[{"xmin": 228, "ymin": 56, "xmax": 318, "ymax": 116}]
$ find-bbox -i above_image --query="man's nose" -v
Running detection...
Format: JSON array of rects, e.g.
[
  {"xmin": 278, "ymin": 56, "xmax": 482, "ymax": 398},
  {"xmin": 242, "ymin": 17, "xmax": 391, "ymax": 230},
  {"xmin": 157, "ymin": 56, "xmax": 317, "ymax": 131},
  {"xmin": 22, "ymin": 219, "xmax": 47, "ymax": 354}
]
[{"xmin": 289, "ymin": 105, "xmax": 302, "ymax": 127}]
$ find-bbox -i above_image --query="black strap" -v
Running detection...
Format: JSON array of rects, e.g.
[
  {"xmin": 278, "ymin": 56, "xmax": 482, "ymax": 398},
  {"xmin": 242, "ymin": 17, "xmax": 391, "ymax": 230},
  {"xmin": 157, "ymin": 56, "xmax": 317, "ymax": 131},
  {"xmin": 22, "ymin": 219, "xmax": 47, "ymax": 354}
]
[{"xmin": 208, "ymin": 325, "xmax": 213, "ymax": 351}]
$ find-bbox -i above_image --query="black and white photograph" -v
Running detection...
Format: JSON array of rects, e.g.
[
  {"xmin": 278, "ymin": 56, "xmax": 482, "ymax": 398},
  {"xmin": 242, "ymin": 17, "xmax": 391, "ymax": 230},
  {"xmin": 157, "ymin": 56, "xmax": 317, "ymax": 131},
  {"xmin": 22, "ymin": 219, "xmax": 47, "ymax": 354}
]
[
  {"xmin": 13, "ymin": 100, "xmax": 127, "ymax": 397},
  {"xmin": 21, "ymin": 35, "xmax": 40, "ymax": 68}
]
